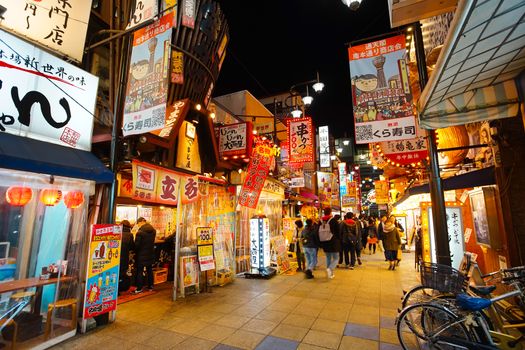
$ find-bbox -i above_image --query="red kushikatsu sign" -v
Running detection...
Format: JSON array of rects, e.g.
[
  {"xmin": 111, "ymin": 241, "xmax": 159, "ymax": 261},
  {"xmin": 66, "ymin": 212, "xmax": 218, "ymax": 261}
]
[{"xmin": 287, "ymin": 117, "xmax": 314, "ymax": 164}]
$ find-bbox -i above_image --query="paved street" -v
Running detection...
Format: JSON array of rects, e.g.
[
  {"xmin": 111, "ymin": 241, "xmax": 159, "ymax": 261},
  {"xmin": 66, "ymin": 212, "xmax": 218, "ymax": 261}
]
[{"xmin": 55, "ymin": 252, "xmax": 419, "ymax": 350}]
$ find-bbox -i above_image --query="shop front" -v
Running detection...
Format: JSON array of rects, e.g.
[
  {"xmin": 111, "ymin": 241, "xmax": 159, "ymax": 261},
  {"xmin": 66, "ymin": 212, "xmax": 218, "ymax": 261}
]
[{"xmin": 0, "ymin": 29, "xmax": 112, "ymax": 348}]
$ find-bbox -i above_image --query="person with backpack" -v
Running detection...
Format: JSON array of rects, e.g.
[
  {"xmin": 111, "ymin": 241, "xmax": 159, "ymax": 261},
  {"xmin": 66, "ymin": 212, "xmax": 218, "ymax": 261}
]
[
  {"xmin": 318, "ymin": 207, "xmax": 341, "ymax": 279},
  {"xmin": 339, "ymin": 212, "xmax": 358, "ymax": 269},
  {"xmin": 301, "ymin": 219, "xmax": 320, "ymax": 279}
]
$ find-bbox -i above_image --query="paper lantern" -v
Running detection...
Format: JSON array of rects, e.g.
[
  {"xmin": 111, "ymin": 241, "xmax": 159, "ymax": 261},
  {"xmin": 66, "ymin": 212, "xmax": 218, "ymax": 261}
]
[
  {"xmin": 64, "ymin": 191, "xmax": 84, "ymax": 209},
  {"xmin": 6, "ymin": 186, "xmax": 33, "ymax": 206},
  {"xmin": 436, "ymin": 126, "xmax": 469, "ymax": 166},
  {"xmin": 40, "ymin": 189, "xmax": 62, "ymax": 206}
]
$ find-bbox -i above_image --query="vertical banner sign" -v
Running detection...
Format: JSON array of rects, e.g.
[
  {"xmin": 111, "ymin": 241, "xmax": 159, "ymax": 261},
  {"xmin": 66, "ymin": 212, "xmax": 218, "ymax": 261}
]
[
  {"xmin": 250, "ymin": 218, "xmax": 270, "ymax": 269},
  {"xmin": 181, "ymin": 0, "xmax": 196, "ymax": 29},
  {"xmin": 0, "ymin": 31, "xmax": 99, "ymax": 151},
  {"xmin": 126, "ymin": 0, "xmax": 159, "ymax": 30},
  {"xmin": 238, "ymin": 143, "xmax": 274, "ymax": 208},
  {"xmin": 427, "ymin": 207, "xmax": 464, "ymax": 269},
  {"xmin": 288, "ymin": 117, "xmax": 314, "ymax": 164},
  {"xmin": 318, "ymin": 126, "xmax": 331, "ymax": 168},
  {"xmin": 348, "ymin": 35, "xmax": 417, "ymax": 144},
  {"xmin": 171, "ymin": 50, "xmax": 184, "ymax": 84},
  {"xmin": 122, "ymin": 12, "xmax": 175, "ymax": 136},
  {"xmin": 84, "ymin": 224, "xmax": 122, "ymax": 318},
  {"xmin": 374, "ymin": 180, "xmax": 389, "ymax": 204},
  {"xmin": 338, "ymin": 163, "xmax": 347, "ymax": 196},
  {"xmin": 196, "ymin": 227, "xmax": 215, "ymax": 271},
  {"xmin": 218, "ymin": 122, "xmax": 253, "ymax": 158},
  {"xmin": 0, "ymin": 0, "xmax": 93, "ymax": 62}
]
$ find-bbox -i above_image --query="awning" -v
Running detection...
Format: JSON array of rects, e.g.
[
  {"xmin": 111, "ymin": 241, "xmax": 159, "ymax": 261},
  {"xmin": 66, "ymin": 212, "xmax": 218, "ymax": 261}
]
[
  {"xmin": 397, "ymin": 166, "xmax": 495, "ymax": 204},
  {"xmin": 0, "ymin": 133, "xmax": 114, "ymax": 183},
  {"xmin": 418, "ymin": 0, "xmax": 525, "ymax": 129}
]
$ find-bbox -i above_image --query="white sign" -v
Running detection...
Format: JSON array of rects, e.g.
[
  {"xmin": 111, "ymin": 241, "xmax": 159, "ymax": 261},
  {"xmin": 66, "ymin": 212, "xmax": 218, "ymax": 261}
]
[
  {"xmin": 0, "ymin": 30, "xmax": 98, "ymax": 151},
  {"xmin": 319, "ymin": 125, "xmax": 329, "ymax": 153},
  {"xmin": 459, "ymin": 190, "xmax": 469, "ymax": 204},
  {"xmin": 250, "ymin": 218, "xmax": 270, "ymax": 269},
  {"xmin": 290, "ymin": 177, "xmax": 305, "ymax": 188},
  {"xmin": 126, "ymin": 0, "xmax": 159, "ymax": 30},
  {"xmin": 219, "ymin": 122, "xmax": 249, "ymax": 156},
  {"xmin": 320, "ymin": 153, "xmax": 331, "ymax": 168},
  {"xmin": 428, "ymin": 207, "xmax": 464, "ymax": 270},
  {"xmin": 0, "ymin": 0, "xmax": 93, "ymax": 62},
  {"xmin": 464, "ymin": 227, "xmax": 472, "ymax": 243}
]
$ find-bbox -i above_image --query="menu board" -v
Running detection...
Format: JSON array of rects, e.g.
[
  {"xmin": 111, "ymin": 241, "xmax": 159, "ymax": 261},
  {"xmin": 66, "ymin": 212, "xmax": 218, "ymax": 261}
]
[{"xmin": 83, "ymin": 224, "xmax": 122, "ymax": 318}]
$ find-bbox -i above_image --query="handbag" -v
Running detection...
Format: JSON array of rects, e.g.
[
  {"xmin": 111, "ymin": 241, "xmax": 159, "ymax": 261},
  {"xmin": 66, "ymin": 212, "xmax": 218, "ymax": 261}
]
[{"xmin": 288, "ymin": 242, "xmax": 296, "ymax": 252}]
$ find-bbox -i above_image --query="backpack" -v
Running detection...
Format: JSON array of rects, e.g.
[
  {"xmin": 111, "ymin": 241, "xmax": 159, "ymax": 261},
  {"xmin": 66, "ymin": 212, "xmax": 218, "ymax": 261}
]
[{"xmin": 318, "ymin": 218, "xmax": 333, "ymax": 242}]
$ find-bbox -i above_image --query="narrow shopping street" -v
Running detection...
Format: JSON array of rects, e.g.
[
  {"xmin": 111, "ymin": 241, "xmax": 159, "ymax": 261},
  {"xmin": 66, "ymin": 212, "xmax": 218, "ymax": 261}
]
[{"xmin": 54, "ymin": 253, "xmax": 418, "ymax": 350}]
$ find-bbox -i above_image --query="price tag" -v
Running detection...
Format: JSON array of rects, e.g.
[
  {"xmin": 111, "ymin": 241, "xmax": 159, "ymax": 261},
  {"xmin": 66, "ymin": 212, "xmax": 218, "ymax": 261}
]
[{"xmin": 197, "ymin": 227, "xmax": 213, "ymax": 245}]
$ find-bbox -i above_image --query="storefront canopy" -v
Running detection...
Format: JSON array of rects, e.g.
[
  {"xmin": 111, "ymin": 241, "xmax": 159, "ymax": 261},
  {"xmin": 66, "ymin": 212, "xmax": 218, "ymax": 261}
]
[
  {"xmin": 418, "ymin": 0, "xmax": 525, "ymax": 129},
  {"xmin": 0, "ymin": 133, "xmax": 114, "ymax": 183}
]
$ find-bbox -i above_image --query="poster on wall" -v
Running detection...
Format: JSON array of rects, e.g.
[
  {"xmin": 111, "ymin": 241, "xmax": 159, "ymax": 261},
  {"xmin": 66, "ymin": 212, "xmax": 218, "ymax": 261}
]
[
  {"xmin": 0, "ymin": 30, "xmax": 99, "ymax": 151},
  {"xmin": 218, "ymin": 122, "xmax": 253, "ymax": 158},
  {"xmin": 122, "ymin": 12, "xmax": 175, "ymax": 136},
  {"xmin": 0, "ymin": 0, "xmax": 93, "ymax": 62},
  {"xmin": 348, "ymin": 35, "xmax": 416, "ymax": 144},
  {"xmin": 288, "ymin": 117, "xmax": 314, "ymax": 164},
  {"xmin": 83, "ymin": 224, "xmax": 122, "ymax": 318}
]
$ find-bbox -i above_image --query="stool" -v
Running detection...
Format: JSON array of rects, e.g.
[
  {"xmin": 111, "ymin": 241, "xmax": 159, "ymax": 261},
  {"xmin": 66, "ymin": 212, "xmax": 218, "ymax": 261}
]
[
  {"xmin": 44, "ymin": 298, "xmax": 77, "ymax": 340},
  {"xmin": 10, "ymin": 291, "xmax": 36, "ymax": 313},
  {"xmin": 0, "ymin": 318, "xmax": 17, "ymax": 350}
]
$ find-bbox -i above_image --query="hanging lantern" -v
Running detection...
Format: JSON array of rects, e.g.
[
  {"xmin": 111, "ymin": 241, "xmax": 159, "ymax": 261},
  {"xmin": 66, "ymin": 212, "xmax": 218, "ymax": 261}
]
[
  {"xmin": 6, "ymin": 186, "xmax": 33, "ymax": 206},
  {"xmin": 64, "ymin": 191, "xmax": 84, "ymax": 209},
  {"xmin": 40, "ymin": 189, "xmax": 62, "ymax": 206}
]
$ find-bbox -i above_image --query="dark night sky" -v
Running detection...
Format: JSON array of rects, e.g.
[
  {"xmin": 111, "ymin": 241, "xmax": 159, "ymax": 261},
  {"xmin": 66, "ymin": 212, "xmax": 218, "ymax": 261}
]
[{"xmin": 214, "ymin": 0, "xmax": 391, "ymax": 138}]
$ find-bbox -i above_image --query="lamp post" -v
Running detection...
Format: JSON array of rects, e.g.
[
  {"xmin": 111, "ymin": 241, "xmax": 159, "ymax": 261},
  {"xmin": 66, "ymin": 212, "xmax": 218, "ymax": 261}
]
[{"xmin": 341, "ymin": 0, "xmax": 362, "ymax": 11}]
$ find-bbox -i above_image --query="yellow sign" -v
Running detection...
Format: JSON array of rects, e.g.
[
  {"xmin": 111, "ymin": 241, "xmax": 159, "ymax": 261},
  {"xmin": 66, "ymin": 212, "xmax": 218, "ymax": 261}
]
[{"xmin": 196, "ymin": 227, "xmax": 213, "ymax": 245}]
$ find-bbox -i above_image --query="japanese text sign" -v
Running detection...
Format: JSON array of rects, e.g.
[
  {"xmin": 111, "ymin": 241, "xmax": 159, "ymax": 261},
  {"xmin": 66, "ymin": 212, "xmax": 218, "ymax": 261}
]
[
  {"xmin": 149, "ymin": 99, "xmax": 189, "ymax": 138},
  {"xmin": 0, "ymin": 30, "xmax": 98, "ymax": 151},
  {"xmin": 171, "ymin": 50, "xmax": 184, "ymax": 84},
  {"xmin": 318, "ymin": 125, "xmax": 330, "ymax": 168},
  {"xmin": 348, "ymin": 35, "xmax": 417, "ymax": 144},
  {"xmin": 374, "ymin": 180, "xmax": 389, "ymax": 204},
  {"xmin": 197, "ymin": 227, "xmax": 213, "ymax": 245},
  {"xmin": 288, "ymin": 117, "xmax": 314, "ymax": 164},
  {"xmin": 181, "ymin": 0, "xmax": 196, "ymax": 29},
  {"xmin": 122, "ymin": 12, "xmax": 175, "ymax": 136},
  {"xmin": 238, "ymin": 143, "xmax": 273, "ymax": 209},
  {"xmin": 83, "ymin": 224, "xmax": 122, "ymax": 318},
  {"xmin": 0, "ymin": 0, "xmax": 93, "ymax": 62},
  {"xmin": 427, "ymin": 206, "xmax": 464, "ymax": 269},
  {"xmin": 218, "ymin": 122, "xmax": 253, "ymax": 158},
  {"xmin": 197, "ymin": 244, "xmax": 215, "ymax": 271},
  {"xmin": 126, "ymin": 0, "xmax": 159, "ymax": 30},
  {"xmin": 250, "ymin": 218, "xmax": 270, "ymax": 269}
]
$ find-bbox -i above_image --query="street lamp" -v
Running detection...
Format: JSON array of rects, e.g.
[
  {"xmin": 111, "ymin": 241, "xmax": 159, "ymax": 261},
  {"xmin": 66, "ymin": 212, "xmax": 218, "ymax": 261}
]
[{"xmin": 342, "ymin": 0, "xmax": 362, "ymax": 11}]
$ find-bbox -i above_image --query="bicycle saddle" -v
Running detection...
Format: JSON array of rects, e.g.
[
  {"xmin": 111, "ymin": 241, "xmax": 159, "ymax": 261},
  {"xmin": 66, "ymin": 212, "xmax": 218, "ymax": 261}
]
[
  {"xmin": 456, "ymin": 293, "xmax": 492, "ymax": 311},
  {"xmin": 470, "ymin": 285, "xmax": 496, "ymax": 296}
]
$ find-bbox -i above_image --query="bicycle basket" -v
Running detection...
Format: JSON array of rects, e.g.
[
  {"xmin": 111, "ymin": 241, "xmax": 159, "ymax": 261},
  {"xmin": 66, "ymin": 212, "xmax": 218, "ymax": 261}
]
[{"xmin": 419, "ymin": 262, "xmax": 466, "ymax": 293}]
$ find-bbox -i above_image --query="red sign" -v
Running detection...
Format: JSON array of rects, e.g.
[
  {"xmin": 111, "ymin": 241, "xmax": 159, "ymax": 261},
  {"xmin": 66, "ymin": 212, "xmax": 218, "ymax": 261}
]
[
  {"xmin": 288, "ymin": 117, "xmax": 314, "ymax": 164},
  {"xmin": 238, "ymin": 142, "xmax": 274, "ymax": 208}
]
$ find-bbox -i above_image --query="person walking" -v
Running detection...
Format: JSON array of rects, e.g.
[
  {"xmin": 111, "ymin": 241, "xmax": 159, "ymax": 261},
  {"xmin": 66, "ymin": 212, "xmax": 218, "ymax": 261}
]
[
  {"xmin": 118, "ymin": 220, "xmax": 134, "ymax": 294},
  {"xmin": 339, "ymin": 212, "xmax": 358, "ymax": 269},
  {"xmin": 383, "ymin": 215, "xmax": 401, "ymax": 270},
  {"xmin": 132, "ymin": 217, "xmax": 156, "ymax": 294},
  {"xmin": 293, "ymin": 220, "xmax": 306, "ymax": 271},
  {"xmin": 301, "ymin": 219, "xmax": 319, "ymax": 279},
  {"xmin": 366, "ymin": 218, "xmax": 378, "ymax": 254},
  {"xmin": 377, "ymin": 215, "xmax": 387, "ymax": 257},
  {"xmin": 318, "ymin": 208, "xmax": 341, "ymax": 279}
]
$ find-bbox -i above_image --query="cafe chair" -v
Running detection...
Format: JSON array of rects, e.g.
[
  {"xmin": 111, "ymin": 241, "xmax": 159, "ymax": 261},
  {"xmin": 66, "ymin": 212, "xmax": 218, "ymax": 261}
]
[
  {"xmin": 0, "ymin": 318, "xmax": 17, "ymax": 350},
  {"xmin": 44, "ymin": 298, "xmax": 77, "ymax": 340}
]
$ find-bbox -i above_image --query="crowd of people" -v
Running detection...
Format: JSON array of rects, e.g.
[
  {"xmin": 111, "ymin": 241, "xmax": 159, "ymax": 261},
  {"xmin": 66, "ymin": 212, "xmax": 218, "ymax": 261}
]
[{"xmin": 292, "ymin": 208, "xmax": 404, "ymax": 279}]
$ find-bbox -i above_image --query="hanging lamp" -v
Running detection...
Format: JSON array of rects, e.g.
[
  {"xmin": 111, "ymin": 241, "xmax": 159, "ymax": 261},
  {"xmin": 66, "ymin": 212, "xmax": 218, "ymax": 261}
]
[
  {"xmin": 6, "ymin": 186, "xmax": 33, "ymax": 206},
  {"xmin": 40, "ymin": 189, "xmax": 62, "ymax": 206},
  {"xmin": 64, "ymin": 191, "xmax": 85, "ymax": 209}
]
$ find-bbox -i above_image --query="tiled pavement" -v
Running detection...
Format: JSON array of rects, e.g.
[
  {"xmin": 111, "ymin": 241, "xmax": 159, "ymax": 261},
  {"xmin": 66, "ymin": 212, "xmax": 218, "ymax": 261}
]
[{"xmin": 54, "ymin": 252, "xmax": 419, "ymax": 350}]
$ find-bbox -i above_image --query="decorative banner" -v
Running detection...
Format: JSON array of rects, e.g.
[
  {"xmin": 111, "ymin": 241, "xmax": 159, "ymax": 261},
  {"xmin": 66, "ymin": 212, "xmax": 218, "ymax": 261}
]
[
  {"xmin": 374, "ymin": 180, "xmax": 389, "ymax": 204},
  {"xmin": 181, "ymin": 0, "xmax": 196, "ymax": 29},
  {"xmin": 126, "ymin": 0, "xmax": 159, "ymax": 30},
  {"xmin": 349, "ymin": 35, "xmax": 417, "ymax": 144},
  {"xmin": 176, "ymin": 121, "xmax": 202, "ymax": 173},
  {"xmin": 0, "ymin": 30, "xmax": 99, "ymax": 151},
  {"xmin": 171, "ymin": 50, "xmax": 184, "ymax": 84},
  {"xmin": 181, "ymin": 176, "xmax": 200, "ymax": 204},
  {"xmin": 318, "ymin": 126, "xmax": 331, "ymax": 168},
  {"xmin": 0, "ymin": 0, "xmax": 93, "ymax": 62},
  {"xmin": 288, "ymin": 117, "xmax": 314, "ymax": 164},
  {"xmin": 238, "ymin": 143, "xmax": 274, "ymax": 209},
  {"xmin": 122, "ymin": 12, "xmax": 175, "ymax": 136},
  {"xmin": 83, "ymin": 224, "xmax": 122, "ymax": 318},
  {"xmin": 347, "ymin": 181, "xmax": 357, "ymax": 197},
  {"xmin": 218, "ymin": 122, "xmax": 253, "ymax": 158},
  {"xmin": 155, "ymin": 169, "xmax": 181, "ymax": 205}
]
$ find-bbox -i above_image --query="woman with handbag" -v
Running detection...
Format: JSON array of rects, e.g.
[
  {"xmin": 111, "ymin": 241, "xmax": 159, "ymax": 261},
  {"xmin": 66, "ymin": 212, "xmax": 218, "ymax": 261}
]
[{"xmin": 293, "ymin": 220, "xmax": 306, "ymax": 271}]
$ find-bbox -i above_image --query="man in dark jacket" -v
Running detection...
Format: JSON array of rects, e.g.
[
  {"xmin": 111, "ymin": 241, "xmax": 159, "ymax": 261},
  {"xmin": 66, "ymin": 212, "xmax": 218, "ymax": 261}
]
[
  {"xmin": 119, "ymin": 220, "xmax": 135, "ymax": 293},
  {"xmin": 132, "ymin": 217, "xmax": 156, "ymax": 294},
  {"xmin": 339, "ymin": 213, "xmax": 358, "ymax": 269}
]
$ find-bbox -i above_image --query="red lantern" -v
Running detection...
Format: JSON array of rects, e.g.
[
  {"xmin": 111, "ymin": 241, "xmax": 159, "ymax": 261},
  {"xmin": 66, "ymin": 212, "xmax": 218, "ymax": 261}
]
[
  {"xmin": 64, "ymin": 191, "xmax": 84, "ymax": 209},
  {"xmin": 40, "ymin": 189, "xmax": 62, "ymax": 206},
  {"xmin": 6, "ymin": 186, "xmax": 33, "ymax": 206}
]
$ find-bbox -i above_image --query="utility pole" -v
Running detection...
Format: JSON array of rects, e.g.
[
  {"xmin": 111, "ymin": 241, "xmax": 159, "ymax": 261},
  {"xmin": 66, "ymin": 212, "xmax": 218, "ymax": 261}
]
[{"xmin": 413, "ymin": 22, "xmax": 451, "ymax": 266}]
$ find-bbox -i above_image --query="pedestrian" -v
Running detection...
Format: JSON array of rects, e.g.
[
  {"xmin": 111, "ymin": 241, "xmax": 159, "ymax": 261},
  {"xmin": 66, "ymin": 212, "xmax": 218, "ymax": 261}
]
[
  {"xmin": 360, "ymin": 215, "xmax": 369, "ymax": 253},
  {"xmin": 383, "ymin": 215, "xmax": 402, "ymax": 270},
  {"xmin": 294, "ymin": 219, "xmax": 306, "ymax": 271},
  {"xmin": 301, "ymin": 219, "xmax": 319, "ymax": 279},
  {"xmin": 318, "ymin": 207, "xmax": 341, "ymax": 279},
  {"xmin": 118, "ymin": 220, "xmax": 134, "ymax": 294},
  {"xmin": 377, "ymin": 214, "xmax": 387, "ymax": 257},
  {"xmin": 132, "ymin": 217, "xmax": 156, "ymax": 294},
  {"xmin": 366, "ymin": 218, "xmax": 378, "ymax": 254},
  {"xmin": 339, "ymin": 212, "xmax": 358, "ymax": 269}
]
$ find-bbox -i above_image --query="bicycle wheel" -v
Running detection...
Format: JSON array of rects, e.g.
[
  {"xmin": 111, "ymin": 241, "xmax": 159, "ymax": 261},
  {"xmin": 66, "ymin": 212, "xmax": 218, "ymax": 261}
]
[
  {"xmin": 397, "ymin": 302, "xmax": 475, "ymax": 350},
  {"xmin": 401, "ymin": 285, "xmax": 453, "ymax": 309}
]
